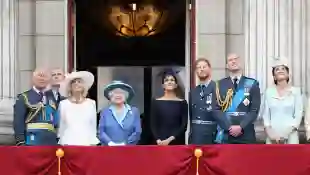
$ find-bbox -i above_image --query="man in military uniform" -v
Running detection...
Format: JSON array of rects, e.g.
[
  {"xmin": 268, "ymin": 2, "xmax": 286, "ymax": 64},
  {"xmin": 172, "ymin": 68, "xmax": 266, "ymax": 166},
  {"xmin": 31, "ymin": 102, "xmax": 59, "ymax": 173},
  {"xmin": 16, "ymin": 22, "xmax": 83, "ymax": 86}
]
[
  {"xmin": 46, "ymin": 68, "xmax": 66, "ymax": 107},
  {"xmin": 13, "ymin": 68, "xmax": 59, "ymax": 146},
  {"xmin": 215, "ymin": 54, "xmax": 261, "ymax": 144},
  {"xmin": 189, "ymin": 58, "xmax": 230, "ymax": 144}
]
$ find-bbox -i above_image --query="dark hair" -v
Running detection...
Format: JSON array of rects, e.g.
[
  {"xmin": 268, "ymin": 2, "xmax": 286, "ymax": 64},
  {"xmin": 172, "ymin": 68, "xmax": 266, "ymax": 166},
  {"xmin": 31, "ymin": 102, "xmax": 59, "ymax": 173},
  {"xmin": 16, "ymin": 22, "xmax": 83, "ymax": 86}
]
[
  {"xmin": 194, "ymin": 58, "xmax": 211, "ymax": 68},
  {"xmin": 161, "ymin": 73, "xmax": 178, "ymax": 84},
  {"xmin": 272, "ymin": 66, "xmax": 289, "ymax": 84}
]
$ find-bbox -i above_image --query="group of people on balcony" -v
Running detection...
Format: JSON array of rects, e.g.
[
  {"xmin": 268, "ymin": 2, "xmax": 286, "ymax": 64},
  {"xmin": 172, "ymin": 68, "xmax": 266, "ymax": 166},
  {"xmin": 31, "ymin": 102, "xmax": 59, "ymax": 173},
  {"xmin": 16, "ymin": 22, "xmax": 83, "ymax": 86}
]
[{"xmin": 12, "ymin": 53, "xmax": 310, "ymax": 146}]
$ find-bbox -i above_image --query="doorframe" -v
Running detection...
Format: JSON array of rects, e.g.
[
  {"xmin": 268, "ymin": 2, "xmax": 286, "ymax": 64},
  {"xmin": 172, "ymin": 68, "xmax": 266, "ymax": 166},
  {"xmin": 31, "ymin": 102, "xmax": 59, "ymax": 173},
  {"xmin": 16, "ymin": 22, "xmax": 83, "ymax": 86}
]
[{"xmin": 67, "ymin": 0, "xmax": 196, "ymax": 90}]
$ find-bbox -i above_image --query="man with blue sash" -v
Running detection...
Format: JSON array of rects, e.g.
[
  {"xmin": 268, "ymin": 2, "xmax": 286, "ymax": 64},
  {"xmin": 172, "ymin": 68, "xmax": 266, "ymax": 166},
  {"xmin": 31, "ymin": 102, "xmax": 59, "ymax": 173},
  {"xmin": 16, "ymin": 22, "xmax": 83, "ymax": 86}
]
[
  {"xmin": 13, "ymin": 68, "xmax": 59, "ymax": 146},
  {"xmin": 189, "ymin": 58, "xmax": 230, "ymax": 144},
  {"xmin": 215, "ymin": 54, "xmax": 261, "ymax": 144}
]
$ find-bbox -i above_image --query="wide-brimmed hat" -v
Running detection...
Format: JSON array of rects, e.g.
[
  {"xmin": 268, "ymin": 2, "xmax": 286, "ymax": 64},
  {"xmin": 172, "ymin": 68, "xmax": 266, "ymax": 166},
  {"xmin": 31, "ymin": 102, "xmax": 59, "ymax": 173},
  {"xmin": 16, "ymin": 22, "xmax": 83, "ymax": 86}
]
[
  {"xmin": 271, "ymin": 56, "xmax": 289, "ymax": 68},
  {"xmin": 103, "ymin": 80, "xmax": 134, "ymax": 102},
  {"xmin": 61, "ymin": 71, "xmax": 94, "ymax": 97}
]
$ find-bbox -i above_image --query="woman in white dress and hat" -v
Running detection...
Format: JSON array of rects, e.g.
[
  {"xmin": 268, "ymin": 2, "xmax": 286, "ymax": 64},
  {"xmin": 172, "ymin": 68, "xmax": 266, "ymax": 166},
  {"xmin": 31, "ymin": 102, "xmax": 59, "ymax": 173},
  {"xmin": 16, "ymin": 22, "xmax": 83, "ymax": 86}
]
[
  {"xmin": 58, "ymin": 71, "xmax": 100, "ymax": 146},
  {"xmin": 98, "ymin": 81, "xmax": 142, "ymax": 146},
  {"xmin": 262, "ymin": 57, "xmax": 303, "ymax": 144}
]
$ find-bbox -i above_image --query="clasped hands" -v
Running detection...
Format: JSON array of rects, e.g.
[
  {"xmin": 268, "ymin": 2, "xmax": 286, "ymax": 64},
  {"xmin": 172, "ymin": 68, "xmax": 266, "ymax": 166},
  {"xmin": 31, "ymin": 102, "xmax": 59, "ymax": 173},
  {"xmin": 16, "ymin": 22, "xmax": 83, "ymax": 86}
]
[
  {"xmin": 156, "ymin": 136, "xmax": 175, "ymax": 146},
  {"xmin": 229, "ymin": 125, "xmax": 243, "ymax": 137}
]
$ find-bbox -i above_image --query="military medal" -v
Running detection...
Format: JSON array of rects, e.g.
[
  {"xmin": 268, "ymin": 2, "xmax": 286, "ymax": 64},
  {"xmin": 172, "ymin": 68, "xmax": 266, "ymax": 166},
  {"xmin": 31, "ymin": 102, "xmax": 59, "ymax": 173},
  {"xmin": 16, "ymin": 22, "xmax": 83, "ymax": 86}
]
[
  {"xmin": 244, "ymin": 87, "xmax": 250, "ymax": 96},
  {"xmin": 243, "ymin": 98, "xmax": 250, "ymax": 106},
  {"xmin": 206, "ymin": 94, "xmax": 212, "ymax": 104},
  {"xmin": 30, "ymin": 135, "xmax": 35, "ymax": 141}
]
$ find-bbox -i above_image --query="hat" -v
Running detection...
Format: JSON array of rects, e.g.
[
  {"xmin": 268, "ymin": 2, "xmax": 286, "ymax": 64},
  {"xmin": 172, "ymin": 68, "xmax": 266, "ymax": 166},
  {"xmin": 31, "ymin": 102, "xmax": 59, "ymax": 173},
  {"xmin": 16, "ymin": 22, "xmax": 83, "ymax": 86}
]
[
  {"xmin": 271, "ymin": 56, "xmax": 289, "ymax": 68},
  {"xmin": 62, "ymin": 71, "xmax": 94, "ymax": 96},
  {"xmin": 103, "ymin": 80, "xmax": 135, "ymax": 102}
]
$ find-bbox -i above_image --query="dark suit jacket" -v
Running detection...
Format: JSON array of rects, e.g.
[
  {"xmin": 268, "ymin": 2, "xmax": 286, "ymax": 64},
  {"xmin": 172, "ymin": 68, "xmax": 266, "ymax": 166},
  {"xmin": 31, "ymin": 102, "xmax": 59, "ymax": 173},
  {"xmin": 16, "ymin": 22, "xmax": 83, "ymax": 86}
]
[{"xmin": 217, "ymin": 76, "xmax": 261, "ymax": 143}]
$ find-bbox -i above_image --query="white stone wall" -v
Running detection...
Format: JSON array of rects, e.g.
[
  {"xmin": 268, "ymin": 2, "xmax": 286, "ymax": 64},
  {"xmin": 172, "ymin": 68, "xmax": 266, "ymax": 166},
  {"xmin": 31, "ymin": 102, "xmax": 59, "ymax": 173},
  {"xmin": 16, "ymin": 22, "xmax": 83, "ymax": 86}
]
[
  {"xmin": 196, "ymin": 0, "xmax": 245, "ymax": 80},
  {"xmin": 244, "ymin": 0, "xmax": 310, "ymax": 96}
]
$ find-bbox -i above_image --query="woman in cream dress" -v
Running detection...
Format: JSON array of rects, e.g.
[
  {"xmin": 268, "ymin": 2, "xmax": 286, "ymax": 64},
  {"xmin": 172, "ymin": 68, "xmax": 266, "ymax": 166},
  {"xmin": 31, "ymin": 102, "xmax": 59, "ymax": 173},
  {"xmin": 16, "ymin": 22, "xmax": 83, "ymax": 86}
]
[
  {"xmin": 262, "ymin": 58, "xmax": 303, "ymax": 144},
  {"xmin": 58, "ymin": 71, "xmax": 100, "ymax": 145}
]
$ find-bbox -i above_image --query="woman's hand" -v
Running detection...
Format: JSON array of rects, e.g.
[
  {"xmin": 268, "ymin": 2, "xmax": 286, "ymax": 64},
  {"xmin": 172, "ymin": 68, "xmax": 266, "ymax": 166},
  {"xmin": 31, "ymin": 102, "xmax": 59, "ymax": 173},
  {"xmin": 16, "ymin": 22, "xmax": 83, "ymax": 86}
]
[{"xmin": 265, "ymin": 128, "xmax": 281, "ymax": 142}]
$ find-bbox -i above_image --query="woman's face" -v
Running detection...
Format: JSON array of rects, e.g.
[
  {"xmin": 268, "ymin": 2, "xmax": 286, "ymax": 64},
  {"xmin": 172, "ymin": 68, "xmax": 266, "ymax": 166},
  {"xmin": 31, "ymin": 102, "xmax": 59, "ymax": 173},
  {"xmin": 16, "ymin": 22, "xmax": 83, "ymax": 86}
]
[
  {"xmin": 273, "ymin": 65, "xmax": 289, "ymax": 81},
  {"xmin": 71, "ymin": 78, "xmax": 85, "ymax": 93},
  {"xmin": 110, "ymin": 88, "xmax": 126, "ymax": 104},
  {"xmin": 162, "ymin": 75, "xmax": 177, "ymax": 91}
]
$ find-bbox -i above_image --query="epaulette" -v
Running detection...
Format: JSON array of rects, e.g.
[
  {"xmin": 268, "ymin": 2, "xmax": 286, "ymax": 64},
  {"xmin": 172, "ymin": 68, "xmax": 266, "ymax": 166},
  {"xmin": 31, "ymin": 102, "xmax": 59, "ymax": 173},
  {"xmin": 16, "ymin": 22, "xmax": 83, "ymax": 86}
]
[{"xmin": 16, "ymin": 90, "xmax": 30, "ymax": 99}]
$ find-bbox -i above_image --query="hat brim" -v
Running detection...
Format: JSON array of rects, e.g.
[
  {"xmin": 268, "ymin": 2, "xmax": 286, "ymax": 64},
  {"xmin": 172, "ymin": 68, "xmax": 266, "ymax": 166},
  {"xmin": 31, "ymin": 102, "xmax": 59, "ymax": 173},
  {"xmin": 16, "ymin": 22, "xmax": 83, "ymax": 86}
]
[
  {"xmin": 104, "ymin": 83, "xmax": 134, "ymax": 102},
  {"xmin": 61, "ymin": 71, "xmax": 94, "ymax": 97}
]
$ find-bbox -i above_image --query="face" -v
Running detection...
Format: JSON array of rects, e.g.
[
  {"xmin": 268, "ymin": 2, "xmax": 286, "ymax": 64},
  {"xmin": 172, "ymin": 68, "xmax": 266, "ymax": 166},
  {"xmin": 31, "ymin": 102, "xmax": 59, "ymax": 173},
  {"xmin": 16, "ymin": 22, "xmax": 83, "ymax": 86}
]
[
  {"xmin": 110, "ymin": 88, "xmax": 126, "ymax": 104},
  {"xmin": 70, "ymin": 78, "xmax": 85, "ymax": 93},
  {"xmin": 33, "ymin": 69, "xmax": 51, "ymax": 89},
  {"xmin": 273, "ymin": 65, "xmax": 289, "ymax": 81},
  {"xmin": 196, "ymin": 61, "xmax": 211, "ymax": 79},
  {"xmin": 51, "ymin": 69, "xmax": 65, "ymax": 86},
  {"xmin": 162, "ymin": 75, "xmax": 177, "ymax": 91},
  {"xmin": 227, "ymin": 54, "xmax": 241, "ymax": 71}
]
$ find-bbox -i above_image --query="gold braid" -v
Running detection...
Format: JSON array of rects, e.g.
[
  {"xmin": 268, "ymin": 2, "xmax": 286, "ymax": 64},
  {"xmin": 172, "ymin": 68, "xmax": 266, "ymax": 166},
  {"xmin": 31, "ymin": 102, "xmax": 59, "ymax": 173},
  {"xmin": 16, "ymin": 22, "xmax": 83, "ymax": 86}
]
[
  {"xmin": 20, "ymin": 93, "xmax": 44, "ymax": 123},
  {"xmin": 215, "ymin": 81, "xmax": 234, "ymax": 112}
]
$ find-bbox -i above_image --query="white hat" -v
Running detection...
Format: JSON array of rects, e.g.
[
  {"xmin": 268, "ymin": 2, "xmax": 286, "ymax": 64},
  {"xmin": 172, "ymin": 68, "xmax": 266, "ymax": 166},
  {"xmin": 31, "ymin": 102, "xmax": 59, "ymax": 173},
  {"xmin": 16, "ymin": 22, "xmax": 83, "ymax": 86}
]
[
  {"xmin": 62, "ymin": 71, "xmax": 94, "ymax": 97},
  {"xmin": 271, "ymin": 56, "xmax": 289, "ymax": 68}
]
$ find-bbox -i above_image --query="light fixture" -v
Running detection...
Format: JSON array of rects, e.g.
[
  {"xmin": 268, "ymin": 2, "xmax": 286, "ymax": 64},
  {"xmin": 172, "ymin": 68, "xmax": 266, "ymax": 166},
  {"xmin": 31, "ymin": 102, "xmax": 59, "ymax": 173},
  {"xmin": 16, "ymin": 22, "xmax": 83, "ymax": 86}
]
[{"xmin": 108, "ymin": 3, "xmax": 166, "ymax": 37}]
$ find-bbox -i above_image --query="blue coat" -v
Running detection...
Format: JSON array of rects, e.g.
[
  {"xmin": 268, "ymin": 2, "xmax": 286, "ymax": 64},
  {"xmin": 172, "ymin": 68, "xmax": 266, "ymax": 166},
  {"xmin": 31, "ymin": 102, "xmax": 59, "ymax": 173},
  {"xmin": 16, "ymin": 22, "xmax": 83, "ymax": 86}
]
[
  {"xmin": 98, "ymin": 105, "xmax": 142, "ymax": 145},
  {"xmin": 13, "ymin": 89, "xmax": 59, "ymax": 145}
]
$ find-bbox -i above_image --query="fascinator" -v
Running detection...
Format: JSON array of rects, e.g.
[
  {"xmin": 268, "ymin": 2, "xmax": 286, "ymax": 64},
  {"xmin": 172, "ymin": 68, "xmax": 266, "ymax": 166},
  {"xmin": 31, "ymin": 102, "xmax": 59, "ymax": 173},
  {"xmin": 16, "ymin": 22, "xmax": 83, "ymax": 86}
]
[
  {"xmin": 103, "ymin": 80, "xmax": 135, "ymax": 102},
  {"xmin": 271, "ymin": 56, "xmax": 289, "ymax": 68},
  {"xmin": 158, "ymin": 68, "xmax": 180, "ymax": 83}
]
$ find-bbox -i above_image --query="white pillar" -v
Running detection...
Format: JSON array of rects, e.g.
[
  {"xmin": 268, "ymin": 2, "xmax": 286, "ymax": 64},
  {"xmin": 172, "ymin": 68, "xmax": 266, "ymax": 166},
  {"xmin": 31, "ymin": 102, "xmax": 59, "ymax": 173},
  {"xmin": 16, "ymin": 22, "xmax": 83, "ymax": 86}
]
[
  {"xmin": 0, "ymin": 0, "xmax": 17, "ymax": 144},
  {"xmin": 244, "ymin": 0, "xmax": 310, "ymax": 96}
]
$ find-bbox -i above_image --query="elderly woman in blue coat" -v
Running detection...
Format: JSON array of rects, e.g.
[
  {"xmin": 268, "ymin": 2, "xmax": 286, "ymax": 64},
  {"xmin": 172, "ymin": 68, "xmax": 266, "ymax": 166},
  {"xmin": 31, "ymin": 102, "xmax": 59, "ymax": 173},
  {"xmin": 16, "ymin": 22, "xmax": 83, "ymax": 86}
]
[{"xmin": 98, "ymin": 81, "xmax": 142, "ymax": 146}]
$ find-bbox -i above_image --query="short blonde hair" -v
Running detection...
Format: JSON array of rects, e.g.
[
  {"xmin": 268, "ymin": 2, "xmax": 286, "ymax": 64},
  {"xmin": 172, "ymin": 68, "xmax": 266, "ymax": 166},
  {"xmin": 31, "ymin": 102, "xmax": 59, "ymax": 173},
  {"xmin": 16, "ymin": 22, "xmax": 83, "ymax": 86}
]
[{"xmin": 66, "ymin": 78, "xmax": 88, "ymax": 97}]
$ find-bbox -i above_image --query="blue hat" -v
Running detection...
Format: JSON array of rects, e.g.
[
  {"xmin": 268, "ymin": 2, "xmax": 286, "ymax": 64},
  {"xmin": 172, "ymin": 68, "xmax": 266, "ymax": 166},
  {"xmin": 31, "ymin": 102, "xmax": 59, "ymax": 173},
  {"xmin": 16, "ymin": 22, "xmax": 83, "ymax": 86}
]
[{"xmin": 103, "ymin": 81, "xmax": 135, "ymax": 102}]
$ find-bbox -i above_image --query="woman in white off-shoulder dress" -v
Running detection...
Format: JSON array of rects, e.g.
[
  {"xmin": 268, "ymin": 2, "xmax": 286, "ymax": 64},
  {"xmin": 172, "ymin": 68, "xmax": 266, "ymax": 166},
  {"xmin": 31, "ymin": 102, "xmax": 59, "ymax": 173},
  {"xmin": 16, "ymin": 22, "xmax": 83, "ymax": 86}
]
[{"xmin": 58, "ymin": 71, "xmax": 99, "ymax": 146}]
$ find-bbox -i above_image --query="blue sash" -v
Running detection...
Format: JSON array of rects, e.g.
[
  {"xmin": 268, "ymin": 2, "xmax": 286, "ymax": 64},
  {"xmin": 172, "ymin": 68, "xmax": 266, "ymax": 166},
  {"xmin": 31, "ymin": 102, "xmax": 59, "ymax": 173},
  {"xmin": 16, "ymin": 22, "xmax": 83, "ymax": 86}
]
[{"xmin": 215, "ymin": 78, "xmax": 255, "ymax": 143}]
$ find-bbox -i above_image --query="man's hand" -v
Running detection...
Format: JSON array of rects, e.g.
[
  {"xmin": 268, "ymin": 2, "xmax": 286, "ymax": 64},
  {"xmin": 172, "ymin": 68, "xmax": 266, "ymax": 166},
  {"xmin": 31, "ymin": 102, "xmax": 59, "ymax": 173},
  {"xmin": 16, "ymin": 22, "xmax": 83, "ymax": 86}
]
[
  {"xmin": 156, "ymin": 139, "xmax": 162, "ymax": 145},
  {"xmin": 229, "ymin": 125, "xmax": 242, "ymax": 137}
]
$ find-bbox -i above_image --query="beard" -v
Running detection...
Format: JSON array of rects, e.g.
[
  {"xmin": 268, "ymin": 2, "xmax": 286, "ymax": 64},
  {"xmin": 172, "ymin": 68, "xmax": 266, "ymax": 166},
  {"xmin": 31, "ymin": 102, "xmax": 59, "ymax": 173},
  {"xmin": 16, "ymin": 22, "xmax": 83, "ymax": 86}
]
[{"xmin": 198, "ymin": 74, "xmax": 210, "ymax": 81}]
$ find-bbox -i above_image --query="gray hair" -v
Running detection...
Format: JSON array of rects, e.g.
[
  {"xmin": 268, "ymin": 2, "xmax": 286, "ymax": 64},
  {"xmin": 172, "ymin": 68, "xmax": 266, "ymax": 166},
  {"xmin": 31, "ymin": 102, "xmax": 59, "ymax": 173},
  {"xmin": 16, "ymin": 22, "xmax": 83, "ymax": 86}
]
[{"xmin": 108, "ymin": 88, "xmax": 129, "ymax": 100}]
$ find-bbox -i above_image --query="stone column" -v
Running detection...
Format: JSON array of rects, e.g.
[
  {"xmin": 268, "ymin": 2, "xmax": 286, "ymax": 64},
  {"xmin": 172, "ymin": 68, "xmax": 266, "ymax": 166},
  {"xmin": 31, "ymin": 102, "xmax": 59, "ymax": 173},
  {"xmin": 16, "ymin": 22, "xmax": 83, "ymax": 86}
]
[
  {"xmin": 196, "ymin": 0, "xmax": 227, "ymax": 81},
  {"xmin": 35, "ymin": 0, "xmax": 66, "ymax": 69},
  {"xmin": 244, "ymin": 0, "xmax": 310, "ymax": 94},
  {"xmin": 0, "ymin": 0, "xmax": 17, "ymax": 144}
]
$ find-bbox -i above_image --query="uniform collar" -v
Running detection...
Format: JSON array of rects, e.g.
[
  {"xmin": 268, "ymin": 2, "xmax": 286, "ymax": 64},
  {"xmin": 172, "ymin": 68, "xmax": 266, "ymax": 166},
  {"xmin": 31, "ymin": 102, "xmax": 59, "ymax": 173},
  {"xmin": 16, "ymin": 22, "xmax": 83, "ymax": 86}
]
[
  {"xmin": 230, "ymin": 75, "xmax": 242, "ymax": 83},
  {"xmin": 32, "ymin": 86, "xmax": 47, "ymax": 94},
  {"xmin": 199, "ymin": 79, "xmax": 211, "ymax": 87}
]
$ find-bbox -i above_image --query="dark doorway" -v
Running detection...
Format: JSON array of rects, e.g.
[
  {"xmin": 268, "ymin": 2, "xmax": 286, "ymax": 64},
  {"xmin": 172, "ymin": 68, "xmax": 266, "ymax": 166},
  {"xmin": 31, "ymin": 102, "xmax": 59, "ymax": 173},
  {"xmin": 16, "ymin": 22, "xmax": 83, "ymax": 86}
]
[{"xmin": 75, "ymin": 0, "xmax": 186, "ymax": 144}]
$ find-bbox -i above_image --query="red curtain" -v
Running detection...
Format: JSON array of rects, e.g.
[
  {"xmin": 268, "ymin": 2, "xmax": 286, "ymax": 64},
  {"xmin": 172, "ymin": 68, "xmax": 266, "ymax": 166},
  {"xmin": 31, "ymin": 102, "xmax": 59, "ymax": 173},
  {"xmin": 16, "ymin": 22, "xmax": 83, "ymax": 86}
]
[{"xmin": 1, "ymin": 145, "xmax": 310, "ymax": 175}]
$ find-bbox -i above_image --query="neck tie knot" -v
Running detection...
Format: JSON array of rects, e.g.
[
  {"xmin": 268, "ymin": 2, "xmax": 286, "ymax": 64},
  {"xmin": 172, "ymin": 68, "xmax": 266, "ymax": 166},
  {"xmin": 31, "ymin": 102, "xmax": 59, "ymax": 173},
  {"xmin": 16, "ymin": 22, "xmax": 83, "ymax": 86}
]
[{"xmin": 233, "ymin": 77, "xmax": 238, "ymax": 90}]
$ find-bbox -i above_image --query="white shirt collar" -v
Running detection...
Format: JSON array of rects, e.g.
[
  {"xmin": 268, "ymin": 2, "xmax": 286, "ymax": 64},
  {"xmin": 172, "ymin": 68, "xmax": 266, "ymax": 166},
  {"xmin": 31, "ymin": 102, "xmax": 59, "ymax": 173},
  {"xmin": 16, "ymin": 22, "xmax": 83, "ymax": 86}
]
[
  {"xmin": 230, "ymin": 75, "xmax": 242, "ymax": 83},
  {"xmin": 32, "ymin": 86, "xmax": 47, "ymax": 94}
]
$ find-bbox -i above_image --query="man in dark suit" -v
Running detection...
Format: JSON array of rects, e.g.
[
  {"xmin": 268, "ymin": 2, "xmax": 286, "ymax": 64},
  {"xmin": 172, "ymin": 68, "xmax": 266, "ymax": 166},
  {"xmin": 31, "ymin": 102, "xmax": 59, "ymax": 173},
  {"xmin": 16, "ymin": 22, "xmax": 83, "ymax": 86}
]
[
  {"xmin": 215, "ymin": 53, "xmax": 261, "ymax": 144},
  {"xmin": 13, "ymin": 68, "xmax": 59, "ymax": 146},
  {"xmin": 46, "ymin": 68, "xmax": 66, "ymax": 106},
  {"xmin": 189, "ymin": 58, "xmax": 230, "ymax": 144}
]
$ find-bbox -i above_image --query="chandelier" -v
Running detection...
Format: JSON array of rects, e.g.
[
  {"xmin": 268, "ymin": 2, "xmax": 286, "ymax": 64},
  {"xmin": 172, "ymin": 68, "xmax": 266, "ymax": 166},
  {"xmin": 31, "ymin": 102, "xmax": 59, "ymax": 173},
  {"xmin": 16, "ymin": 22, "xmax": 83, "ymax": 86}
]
[{"xmin": 108, "ymin": 3, "xmax": 166, "ymax": 37}]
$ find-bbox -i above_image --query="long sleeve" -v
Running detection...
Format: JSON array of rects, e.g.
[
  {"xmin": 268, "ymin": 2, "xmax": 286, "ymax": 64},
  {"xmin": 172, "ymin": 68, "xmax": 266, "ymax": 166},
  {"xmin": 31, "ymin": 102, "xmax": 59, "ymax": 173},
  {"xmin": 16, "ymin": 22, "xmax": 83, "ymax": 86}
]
[
  {"xmin": 262, "ymin": 91, "xmax": 271, "ymax": 128},
  {"xmin": 292, "ymin": 88, "xmax": 303, "ymax": 129},
  {"xmin": 240, "ymin": 81, "xmax": 261, "ymax": 129},
  {"xmin": 90, "ymin": 100, "xmax": 100, "ymax": 145},
  {"xmin": 305, "ymin": 98, "xmax": 310, "ymax": 139},
  {"xmin": 171, "ymin": 100, "xmax": 188, "ymax": 138},
  {"xmin": 150, "ymin": 100, "xmax": 159, "ymax": 139},
  {"xmin": 13, "ymin": 95, "xmax": 27, "ymax": 145},
  {"xmin": 212, "ymin": 87, "xmax": 230, "ymax": 130},
  {"xmin": 127, "ymin": 107, "xmax": 142, "ymax": 144},
  {"xmin": 57, "ymin": 101, "xmax": 66, "ymax": 140},
  {"xmin": 98, "ymin": 109, "xmax": 112, "ymax": 144}
]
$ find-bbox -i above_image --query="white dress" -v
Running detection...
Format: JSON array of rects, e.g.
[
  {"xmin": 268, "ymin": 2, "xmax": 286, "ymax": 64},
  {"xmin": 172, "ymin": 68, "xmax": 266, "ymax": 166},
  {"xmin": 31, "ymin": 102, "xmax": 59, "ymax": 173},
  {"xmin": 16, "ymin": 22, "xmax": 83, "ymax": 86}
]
[{"xmin": 58, "ymin": 98, "xmax": 100, "ymax": 145}]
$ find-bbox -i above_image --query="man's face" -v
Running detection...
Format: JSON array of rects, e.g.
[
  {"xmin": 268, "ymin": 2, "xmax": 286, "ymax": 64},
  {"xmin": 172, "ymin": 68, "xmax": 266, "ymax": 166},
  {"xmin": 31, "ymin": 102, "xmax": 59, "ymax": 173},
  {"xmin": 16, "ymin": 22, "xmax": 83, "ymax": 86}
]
[
  {"xmin": 227, "ymin": 54, "xmax": 241, "ymax": 72},
  {"xmin": 196, "ymin": 61, "xmax": 211, "ymax": 80},
  {"xmin": 33, "ymin": 70, "xmax": 50, "ymax": 89},
  {"xmin": 51, "ymin": 69, "xmax": 65, "ymax": 86}
]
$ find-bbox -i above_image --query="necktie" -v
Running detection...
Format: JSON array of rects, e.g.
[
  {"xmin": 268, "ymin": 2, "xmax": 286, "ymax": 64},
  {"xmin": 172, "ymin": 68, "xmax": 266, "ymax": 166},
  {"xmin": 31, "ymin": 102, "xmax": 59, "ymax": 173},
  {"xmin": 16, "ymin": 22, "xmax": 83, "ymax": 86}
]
[
  {"xmin": 200, "ymin": 85, "xmax": 206, "ymax": 98},
  {"xmin": 233, "ymin": 77, "xmax": 238, "ymax": 91}
]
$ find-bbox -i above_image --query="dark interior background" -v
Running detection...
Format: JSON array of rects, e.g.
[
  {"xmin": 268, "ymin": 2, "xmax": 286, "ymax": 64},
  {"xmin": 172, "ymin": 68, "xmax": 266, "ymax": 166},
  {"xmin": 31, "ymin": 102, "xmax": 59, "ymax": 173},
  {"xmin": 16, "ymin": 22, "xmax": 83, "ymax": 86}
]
[
  {"xmin": 75, "ymin": 0, "xmax": 186, "ymax": 144},
  {"xmin": 75, "ymin": 0, "xmax": 186, "ymax": 67}
]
